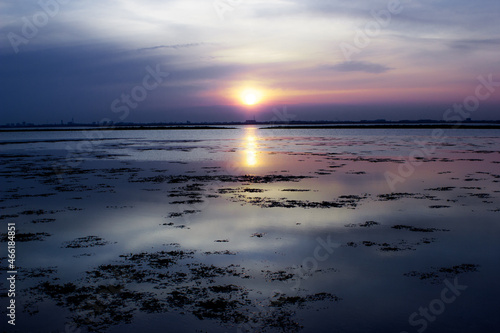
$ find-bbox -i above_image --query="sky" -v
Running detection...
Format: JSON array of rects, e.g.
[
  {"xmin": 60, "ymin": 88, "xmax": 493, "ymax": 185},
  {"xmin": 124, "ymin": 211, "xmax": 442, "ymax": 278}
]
[{"xmin": 0, "ymin": 0, "xmax": 499, "ymax": 124}]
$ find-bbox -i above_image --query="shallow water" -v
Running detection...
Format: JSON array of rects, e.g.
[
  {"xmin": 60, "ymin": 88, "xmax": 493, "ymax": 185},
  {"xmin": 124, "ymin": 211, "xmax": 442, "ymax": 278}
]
[{"xmin": 1, "ymin": 126, "xmax": 499, "ymax": 333}]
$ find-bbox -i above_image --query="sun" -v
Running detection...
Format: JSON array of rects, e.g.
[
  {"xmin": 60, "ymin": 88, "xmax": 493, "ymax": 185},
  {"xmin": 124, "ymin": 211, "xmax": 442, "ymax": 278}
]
[
  {"xmin": 244, "ymin": 93, "xmax": 258, "ymax": 105},
  {"xmin": 240, "ymin": 89, "xmax": 262, "ymax": 106}
]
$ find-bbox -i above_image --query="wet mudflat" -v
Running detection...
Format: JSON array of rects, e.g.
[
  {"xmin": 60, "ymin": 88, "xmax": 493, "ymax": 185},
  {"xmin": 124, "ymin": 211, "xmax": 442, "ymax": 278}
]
[{"xmin": 0, "ymin": 127, "xmax": 499, "ymax": 332}]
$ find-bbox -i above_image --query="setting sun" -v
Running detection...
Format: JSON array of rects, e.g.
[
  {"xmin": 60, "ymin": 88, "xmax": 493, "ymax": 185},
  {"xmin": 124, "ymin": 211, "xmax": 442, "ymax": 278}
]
[
  {"xmin": 244, "ymin": 93, "xmax": 258, "ymax": 105},
  {"xmin": 240, "ymin": 89, "xmax": 262, "ymax": 106}
]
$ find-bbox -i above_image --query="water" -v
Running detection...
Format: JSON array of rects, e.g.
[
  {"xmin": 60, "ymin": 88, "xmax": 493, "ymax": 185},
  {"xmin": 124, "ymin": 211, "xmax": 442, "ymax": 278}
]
[{"xmin": 1, "ymin": 126, "xmax": 499, "ymax": 332}]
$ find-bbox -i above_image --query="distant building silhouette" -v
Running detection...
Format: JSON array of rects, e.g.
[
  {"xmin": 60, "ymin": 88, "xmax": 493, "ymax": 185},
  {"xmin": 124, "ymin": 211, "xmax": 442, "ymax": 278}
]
[{"xmin": 245, "ymin": 115, "xmax": 257, "ymax": 124}]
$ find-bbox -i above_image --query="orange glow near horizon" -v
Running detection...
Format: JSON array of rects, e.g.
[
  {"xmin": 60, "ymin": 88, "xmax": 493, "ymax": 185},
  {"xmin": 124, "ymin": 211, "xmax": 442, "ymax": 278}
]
[{"xmin": 215, "ymin": 79, "xmax": 479, "ymax": 108}]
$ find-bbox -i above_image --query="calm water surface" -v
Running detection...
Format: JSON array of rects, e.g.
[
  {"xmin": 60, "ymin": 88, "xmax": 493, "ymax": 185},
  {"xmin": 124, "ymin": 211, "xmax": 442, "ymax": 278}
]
[{"xmin": 0, "ymin": 127, "xmax": 499, "ymax": 333}]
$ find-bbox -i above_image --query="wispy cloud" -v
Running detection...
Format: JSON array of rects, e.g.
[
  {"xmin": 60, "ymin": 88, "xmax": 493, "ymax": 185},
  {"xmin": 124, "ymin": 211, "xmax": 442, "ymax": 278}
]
[
  {"xmin": 137, "ymin": 43, "xmax": 211, "ymax": 52},
  {"xmin": 327, "ymin": 61, "xmax": 392, "ymax": 74},
  {"xmin": 448, "ymin": 38, "xmax": 500, "ymax": 50}
]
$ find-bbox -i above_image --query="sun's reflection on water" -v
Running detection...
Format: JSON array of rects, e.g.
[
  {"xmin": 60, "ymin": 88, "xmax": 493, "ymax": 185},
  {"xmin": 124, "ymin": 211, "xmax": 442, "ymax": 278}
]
[{"xmin": 243, "ymin": 126, "xmax": 259, "ymax": 167}]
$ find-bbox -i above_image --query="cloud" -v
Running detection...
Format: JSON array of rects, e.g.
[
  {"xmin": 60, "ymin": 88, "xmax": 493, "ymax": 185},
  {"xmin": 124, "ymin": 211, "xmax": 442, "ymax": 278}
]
[
  {"xmin": 137, "ymin": 43, "xmax": 211, "ymax": 52},
  {"xmin": 327, "ymin": 61, "xmax": 392, "ymax": 74},
  {"xmin": 448, "ymin": 38, "xmax": 500, "ymax": 50},
  {"xmin": 1, "ymin": 0, "xmax": 499, "ymax": 123}
]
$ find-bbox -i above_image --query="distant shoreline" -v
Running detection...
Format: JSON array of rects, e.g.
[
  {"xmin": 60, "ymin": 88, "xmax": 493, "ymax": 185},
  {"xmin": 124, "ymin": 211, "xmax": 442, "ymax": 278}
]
[
  {"xmin": 261, "ymin": 124, "xmax": 500, "ymax": 130},
  {"xmin": 0, "ymin": 126, "xmax": 235, "ymax": 132},
  {"xmin": 1, "ymin": 124, "xmax": 500, "ymax": 132}
]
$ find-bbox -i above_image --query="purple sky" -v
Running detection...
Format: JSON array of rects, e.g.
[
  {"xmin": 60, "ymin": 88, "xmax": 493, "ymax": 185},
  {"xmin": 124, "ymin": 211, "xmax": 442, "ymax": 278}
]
[{"xmin": 1, "ymin": 0, "xmax": 499, "ymax": 123}]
